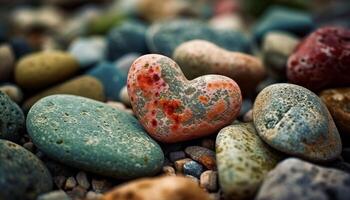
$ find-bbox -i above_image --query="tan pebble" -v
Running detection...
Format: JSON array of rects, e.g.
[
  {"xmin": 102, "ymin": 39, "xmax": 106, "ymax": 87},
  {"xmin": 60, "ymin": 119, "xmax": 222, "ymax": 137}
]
[
  {"xmin": 200, "ymin": 170, "xmax": 218, "ymax": 192},
  {"xmin": 23, "ymin": 75, "xmax": 105, "ymax": 111},
  {"xmin": 102, "ymin": 176, "xmax": 211, "ymax": 200},
  {"xmin": 174, "ymin": 158, "xmax": 192, "ymax": 173},
  {"xmin": 162, "ymin": 165, "xmax": 176, "ymax": 176}
]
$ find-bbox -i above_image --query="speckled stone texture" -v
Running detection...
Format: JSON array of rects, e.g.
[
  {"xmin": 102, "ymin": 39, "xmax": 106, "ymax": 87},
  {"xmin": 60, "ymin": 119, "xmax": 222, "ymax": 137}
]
[
  {"xmin": 102, "ymin": 176, "xmax": 211, "ymax": 200},
  {"xmin": 256, "ymin": 158, "xmax": 350, "ymax": 200},
  {"xmin": 320, "ymin": 87, "xmax": 350, "ymax": 135},
  {"xmin": 253, "ymin": 83, "xmax": 342, "ymax": 162},
  {"xmin": 128, "ymin": 54, "xmax": 242, "ymax": 143},
  {"xmin": 0, "ymin": 91, "xmax": 25, "ymax": 141},
  {"xmin": 27, "ymin": 95, "xmax": 164, "ymax": 179},
  {"xmin": 0, "ymin": 139, "xmax": 52, "ymax": 200},
  {"xmin": 287, "ymin": 26, "xmax": 350, "ymax": 91},
  {"xmin": 15, "ymin": 51, "xmax": 79, "ymax": 90},
  {"xmin": 216, "ymin": 122, "xmax": 281, "ymax": 200},
  {"xmin": 173, "ymin": 40, "xmax": 265, "ymax": 95}
]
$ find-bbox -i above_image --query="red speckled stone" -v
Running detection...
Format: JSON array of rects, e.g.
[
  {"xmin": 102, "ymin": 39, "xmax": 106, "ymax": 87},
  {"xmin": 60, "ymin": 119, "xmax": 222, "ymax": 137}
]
[
  {"xmin": 287, "ymin": 26, "xmax": 350, "ymax": 91},
  {"xmin": 127, "ymin": 54, "xmax": 242, "ymax": 143}
]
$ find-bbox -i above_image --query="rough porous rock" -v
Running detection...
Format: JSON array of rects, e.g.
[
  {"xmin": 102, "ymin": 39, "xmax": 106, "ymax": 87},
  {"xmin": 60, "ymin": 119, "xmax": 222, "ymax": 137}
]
[
  {"xmin": 0, "ymin": 91, "xmax": 25, "ymax": 141},
  {"xmin": 216, "ymin": 122, "xmax": 281, "ymax": 200},
  {"xmin": 320, "ymin": 87, "xmax": 350, "ymax": 135},
  {"xmin": 102, "ymin": 176, "xmax": 211, "ymax": 200},
  {"xmin": 253, "ymin": 83, "xmax": 342, "ymax": 162},
  {"xmin": 15, "ymin": 51, "xmax": 79, "ymax": 90},
  {"xmin": 128, "ymin": 54, "xmax": 242, "ymax": 143},
  {"xmin": 287, "ymin": 26, "xmax": 350, "ymax": 91},
  {"xmin": 173, "ymin": 40, "xmax": 265, "ymax": 94},
  {"xmin": 23, "ymin": 75, "xmax": 105, "ymax": 111},
  {"xmin": 0, "ymin": 139, "xmax": 52, "ymax": 200},
  {"xmin": 27, "ymin": 95, "xmax": 164, "ymax": 179},
  {"xmin": 256, "ymin": 158, "xmax": 350, "ymax": 200}
]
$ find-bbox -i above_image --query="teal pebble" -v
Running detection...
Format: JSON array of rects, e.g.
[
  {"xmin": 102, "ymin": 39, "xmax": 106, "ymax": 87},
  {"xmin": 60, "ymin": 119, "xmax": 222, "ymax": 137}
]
[
  {"xmin": 0, "ymin": 139, "xmax": 52, "ymax": 200},
  {"xmin": 147, "ymin": 19, "xmax": 251, "ymax": 56},
  {"xmin": 87, "ymin": 61, "xmax": 126, "ymax": 101},
  {"xmin": 253, "ymin": 6, "xmax": 314, "ymax": 44},
  {"xmin": 27, "ymin": 95, "xmax": 164, "ymax": 179},
  {"xmin": 0, "ymin": 91, "xmax": 25, "ymax": 141}
]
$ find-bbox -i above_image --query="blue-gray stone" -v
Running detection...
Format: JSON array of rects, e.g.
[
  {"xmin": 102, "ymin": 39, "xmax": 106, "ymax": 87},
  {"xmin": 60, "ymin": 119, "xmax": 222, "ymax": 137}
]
[
  {"xmin": 87, "ymin": 61, "xmax": 126, "ymax": 101},
  {"xmin": 256, "ymin": 158, "xmax": 350, "ymax": 200},
  {"xmin": 69, "ymin": 37, "xmax": 107, "ymax": 69},
  {"xmin": 114, "ymin": 52, "xmax": 140, "ymax": 77},
  {"xmin": 183, "ymin": 160, "xmax": 204, "ymax": 178},
  {"xmin": 253, "ymin": 83, "xmax": 342, "ymax": 162},
  {"xmin": 253, "ymin": 6, "xmax": 314, "ymax": 45},
  {"xmin": 0, "ymin": 91, "xmax": 25, "ymax": 141},
  {"xmin": 27, "ymin": 95, "xmax": 164, "ymax": 179},
  {"xmin": 107, "ymin": 20, "xmax": 148, "ymax": 61},
  {"xmin": 0, "ymin": 139, "xmax": 52, "ymax": 200},
  {"xmin": 147, "ymin": 19, "xmax": 251, "ymax": 57}
]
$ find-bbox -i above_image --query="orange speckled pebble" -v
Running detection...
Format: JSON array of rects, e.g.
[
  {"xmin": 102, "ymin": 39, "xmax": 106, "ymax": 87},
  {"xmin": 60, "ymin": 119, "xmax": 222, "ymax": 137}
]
[{"xmin": 127, "ymin": 54, "xmax": 242, "ymax": 143}]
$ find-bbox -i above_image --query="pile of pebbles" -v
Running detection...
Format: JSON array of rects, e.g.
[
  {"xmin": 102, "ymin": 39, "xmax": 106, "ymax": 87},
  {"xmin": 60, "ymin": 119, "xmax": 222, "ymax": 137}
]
[{"xmin": 1, "ymin": 0, "xmax": 350, "ymax": 200}]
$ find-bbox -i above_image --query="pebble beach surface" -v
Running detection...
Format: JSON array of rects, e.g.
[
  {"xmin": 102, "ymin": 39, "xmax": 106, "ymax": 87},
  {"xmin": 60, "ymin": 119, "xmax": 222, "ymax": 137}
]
[{"xmin": 0, "ymin": 1, "xmax": 350, "ymax": 200}]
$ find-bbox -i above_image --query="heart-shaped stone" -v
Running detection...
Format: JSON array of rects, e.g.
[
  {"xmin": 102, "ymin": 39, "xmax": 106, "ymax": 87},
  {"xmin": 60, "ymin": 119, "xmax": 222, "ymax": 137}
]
[{"xmin": 127, "ymin": 54, "xmax": 242, "ymax": 143}]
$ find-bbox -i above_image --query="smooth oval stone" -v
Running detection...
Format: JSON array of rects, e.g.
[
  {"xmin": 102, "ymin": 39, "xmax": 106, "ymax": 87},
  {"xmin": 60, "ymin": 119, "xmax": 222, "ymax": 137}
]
[
  {"xmin": 0, "ymin": 139, "xmax": 52, "ymax": 200},
  {"xmin": 102, "ymin": 176, "xmax": 211, "ymax": 200},
  {"xmin": 183, "ymin": 160, "xmax": 204, "ymax": 178},
  {"xmin": 287, "ymin": 26, "xmax": 350, "ymax": 91},
  {"xmin": 185, "ymin": 146, "xmax": 216, "ymax": 170},
  {"xmin": 253, "ymin": 83, "xmax": 342, "ymax": 161},
  {"xmin": 69, "ymin": 37, "xmax": 107, "ymax": 69},
  {"xmin": 262, "ymin": 31, "xmax": 299, "ymax": 80},
  {"xmin": 107, "ymin": 20, "xmax": 148, "ymax": 61},
  {"xmin": 0, "ymin": 91, "xmax": 25, "ymax": 141},
  {"xmin": 27, "ymin": 95, "xmax": 164, "ymax": 179},
  {"xmin": 23, "ymin": 75, "xmax": 105, "ymax": 111},
  {"xmin": 320, "ymin": 87, "xmax": 350, "ymax": 135},
  {"xmin": 173, "ymin": 40, "xmax": 265, "ymax": 95},
  {"xmin": 253, "ymin": 6, "xmax": 314, "ymax": 44},
  {"xmin": 146, "ymin": 19, "xmax": 251, "ymax": 57},
  {"xmin": 0, "ymin": 44, "xmax": 15, "ymax": 82},
  {"xmin": 87, "ymin": 61, "xmax": 126, "ymax": 101},
  {"xmin": 256, "ymin": 158, "xmax": 350, "ymax": 200},
  {"xmin": 0, "ymin": 84, "xmax": 23, "ymax": 103},
  {"xmin": 15, "ymin": 51, "xmax": 79, "ymax": 90},
  {"xmin": 128, "ymin": 54, "xmax": 242, "ymax": 143},
  {"xmin": 216, "ymin": 122, "xmax": 281, "ymax": 200}
]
